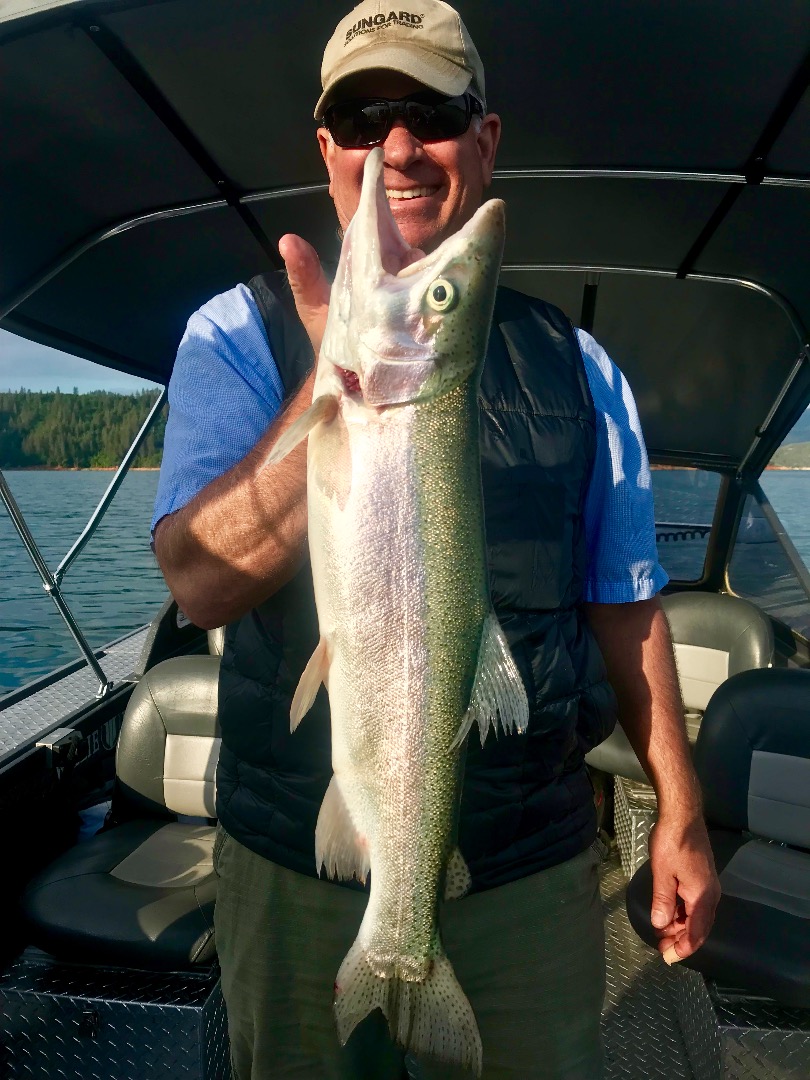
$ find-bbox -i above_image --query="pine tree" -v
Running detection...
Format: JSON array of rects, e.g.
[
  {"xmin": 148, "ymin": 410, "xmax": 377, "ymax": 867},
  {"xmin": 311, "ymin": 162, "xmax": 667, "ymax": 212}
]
[{"xmin": 0, "ymin": 390, "xmax": 166, "ymax": 469}]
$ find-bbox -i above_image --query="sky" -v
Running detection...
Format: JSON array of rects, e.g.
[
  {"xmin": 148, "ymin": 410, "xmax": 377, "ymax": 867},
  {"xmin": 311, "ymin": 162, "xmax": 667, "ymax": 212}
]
[{"xmin": 0, "ymin": 328, "xmax": 159, "ymax": 394}]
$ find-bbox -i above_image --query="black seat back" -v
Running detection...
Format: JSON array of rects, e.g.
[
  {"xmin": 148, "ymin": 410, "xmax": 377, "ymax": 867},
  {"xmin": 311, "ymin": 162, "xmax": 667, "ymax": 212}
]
[{"xmin": 694, "ymin": 666, "xmax": 810, "ymax": 849}]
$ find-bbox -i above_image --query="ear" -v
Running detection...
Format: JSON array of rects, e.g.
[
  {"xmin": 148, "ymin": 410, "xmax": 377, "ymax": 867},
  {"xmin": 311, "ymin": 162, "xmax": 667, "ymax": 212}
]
[
  {"xmin": 317, "ymin": 127, "xmax": 336, "ymax": 196},
  {"xmin": 477, "ymin": 112, "xmax": 502, "ymax": 188}
]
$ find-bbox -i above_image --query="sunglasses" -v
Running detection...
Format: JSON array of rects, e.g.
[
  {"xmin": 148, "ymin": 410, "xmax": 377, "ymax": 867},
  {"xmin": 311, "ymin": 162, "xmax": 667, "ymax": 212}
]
[{"xmin": 321, "ymin": 92, "xmax": 484, "ymax": 149}]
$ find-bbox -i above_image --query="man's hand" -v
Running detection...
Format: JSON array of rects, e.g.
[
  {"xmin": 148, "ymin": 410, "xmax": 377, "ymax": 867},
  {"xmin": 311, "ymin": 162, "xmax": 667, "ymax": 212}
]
[
  {"xmin": 278, "ymin": 234, "xmax": 331, "ymax": 358},
  {"xmin": 648, "ymin": 813, "xmax": 721, "ymax": 962},
  {"xmin": 277, "ymin": 231, "xmax": 424, "ymax": 359},
  {"xmin": 586, "ymin": 597, "xmax": 721, "ymax": 961}
]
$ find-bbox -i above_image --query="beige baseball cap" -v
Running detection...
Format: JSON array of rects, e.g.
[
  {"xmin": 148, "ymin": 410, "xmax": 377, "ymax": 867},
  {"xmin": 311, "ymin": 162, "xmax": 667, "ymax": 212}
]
[{"xmin": 315, "ymin": 0, "xmax": 486, "ymax": 119}]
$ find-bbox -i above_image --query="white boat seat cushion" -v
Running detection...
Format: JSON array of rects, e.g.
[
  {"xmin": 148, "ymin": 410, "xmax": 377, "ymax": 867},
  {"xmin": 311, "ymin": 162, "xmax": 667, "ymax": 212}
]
[
  {"xmin": 110, "ymin": 823, "xmax": 215, "ymax": 888},
  {"xmin": 116, "ymin": 654, "xmax": 222, "ymax": 817},
  {"xmin": 585, "ymin": 592, "xmax": 775, "ymax": 781}
]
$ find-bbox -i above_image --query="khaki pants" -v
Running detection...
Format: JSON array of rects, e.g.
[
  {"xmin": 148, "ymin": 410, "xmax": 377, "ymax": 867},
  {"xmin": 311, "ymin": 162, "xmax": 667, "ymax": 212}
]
[{"xmin": 213, "ymin": 827, "xmax": 605, "ymax": 1080}]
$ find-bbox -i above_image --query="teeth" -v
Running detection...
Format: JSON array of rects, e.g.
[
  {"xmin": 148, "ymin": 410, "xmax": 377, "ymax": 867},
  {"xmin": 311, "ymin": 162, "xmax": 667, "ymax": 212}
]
[{"xmin": 386, "ymin": 187, "xmax": 436, "ymax": 200}]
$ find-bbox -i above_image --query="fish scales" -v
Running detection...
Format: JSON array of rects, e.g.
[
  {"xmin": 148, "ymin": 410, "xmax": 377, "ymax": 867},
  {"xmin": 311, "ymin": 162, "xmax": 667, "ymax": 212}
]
[{"xmin": 266, "ymin": 148, "xmax": 528, "ymax": 1074}]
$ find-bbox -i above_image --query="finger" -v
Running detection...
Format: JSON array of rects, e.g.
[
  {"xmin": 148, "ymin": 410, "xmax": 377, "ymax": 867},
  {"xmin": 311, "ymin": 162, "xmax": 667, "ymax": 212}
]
[
  {"xmin": 657, "ymin": 927, "xmax": 691, "ymax": 966},
  {"xmin": 652, "ymin": 913, "xmax": 685, "ymax": 940},
  {"xmin": 677, "ymin": 893, "xmax": 718, "ymax": 958},
  {"xmin": 650, "ymin": 877, "xmax": 678, "ymax": 932},
  {"xmin": 662, "ymin": 942, "xmax": 684, "ymax": 966},
  {"xmin": 278, "ymin": 234, "xmax": 331, "ymax": 357}
]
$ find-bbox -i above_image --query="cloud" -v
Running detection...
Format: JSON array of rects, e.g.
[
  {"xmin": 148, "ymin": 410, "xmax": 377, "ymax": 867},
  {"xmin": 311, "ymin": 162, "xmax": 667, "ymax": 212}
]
[{"xmin": 0, "ymin": 329, "xmax": 159, "ymax": 394}]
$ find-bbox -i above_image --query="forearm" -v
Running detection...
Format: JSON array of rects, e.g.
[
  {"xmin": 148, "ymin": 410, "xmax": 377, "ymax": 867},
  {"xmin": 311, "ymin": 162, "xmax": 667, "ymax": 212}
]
[
  {"xmin": 154, "ymin": 370, "xmax": 314, "ymax": 628},
  {"xmin": 585, "ymin": 596, "xmax": 702, "ymax": 823}
]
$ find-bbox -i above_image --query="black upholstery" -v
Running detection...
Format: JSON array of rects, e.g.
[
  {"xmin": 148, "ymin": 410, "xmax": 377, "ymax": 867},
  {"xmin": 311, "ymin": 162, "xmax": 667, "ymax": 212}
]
[
  {"xmin": 23, "ymin": 821, "xmax": 216, "ymax": 970},
  {"xmin": 694, "ymin": 666, "xmax": 810, "ymax": 834},
  {"xmin": 586, "ymin": 592, "xmax": 776, "ymax": 781},
  {"xmin": 22, "ymin": 649, "xmax": 223, "ymax": 972},
  {"xmin": 626, "ymin": 667, "xmax": 810, "ymax": 1008}
]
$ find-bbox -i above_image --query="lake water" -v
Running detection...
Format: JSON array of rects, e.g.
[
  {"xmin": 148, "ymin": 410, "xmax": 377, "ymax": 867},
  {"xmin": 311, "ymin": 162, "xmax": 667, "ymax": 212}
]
[
  {"xmin": 1, "ymin": 468, "xmax": 809, "ymax": 696},
  {"xmin": 0, "ymin": 470, "xmax": 165, "ymax": 695}
]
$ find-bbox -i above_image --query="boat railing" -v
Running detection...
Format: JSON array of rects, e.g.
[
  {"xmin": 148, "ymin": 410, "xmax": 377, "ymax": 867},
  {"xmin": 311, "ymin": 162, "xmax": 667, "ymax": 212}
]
[{"xmin": 0, "ymin": 388, "xmax": 167, "ymax": 698}]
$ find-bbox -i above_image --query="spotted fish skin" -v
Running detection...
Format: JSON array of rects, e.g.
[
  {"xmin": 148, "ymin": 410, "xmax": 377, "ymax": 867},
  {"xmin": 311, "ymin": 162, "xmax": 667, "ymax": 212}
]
[{"xmin": 273, "ymin": 149, "xmax": 528, "ymax": 1075}]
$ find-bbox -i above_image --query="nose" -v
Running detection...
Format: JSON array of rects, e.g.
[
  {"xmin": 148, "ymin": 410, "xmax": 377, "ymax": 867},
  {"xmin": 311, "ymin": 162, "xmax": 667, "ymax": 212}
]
[{"xmin": 382, "ymin": 119, "xmax": 423, "ymax": 170}]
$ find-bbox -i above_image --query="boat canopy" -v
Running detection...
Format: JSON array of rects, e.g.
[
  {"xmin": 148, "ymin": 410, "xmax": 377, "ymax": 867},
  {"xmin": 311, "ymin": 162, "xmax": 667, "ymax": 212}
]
[{"xmin": 2, "ymin": 0, "xmax": 809, "ymax": 475}]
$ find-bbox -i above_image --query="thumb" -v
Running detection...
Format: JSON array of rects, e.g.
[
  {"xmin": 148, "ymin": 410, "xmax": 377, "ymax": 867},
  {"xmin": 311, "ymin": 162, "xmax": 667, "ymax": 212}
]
[
  {"xmin": 278, "ymin": 234, "xmax": 331, "ymax": 358},
  {"xmin": 651, "ymin": 881, "xmax": 677, "ymax": 931}
]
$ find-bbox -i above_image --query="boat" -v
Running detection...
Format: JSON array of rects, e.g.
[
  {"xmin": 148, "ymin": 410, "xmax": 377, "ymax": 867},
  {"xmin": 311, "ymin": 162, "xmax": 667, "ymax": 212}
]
[{"xmin": 1, "ymin": 1, "xmax": 809, "ymax": 1076}]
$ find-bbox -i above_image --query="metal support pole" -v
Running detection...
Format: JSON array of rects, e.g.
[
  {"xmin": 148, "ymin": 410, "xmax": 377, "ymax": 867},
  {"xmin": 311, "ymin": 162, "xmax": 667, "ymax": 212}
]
[
  {"xmin": 0, "ymin": 470, "xmax": 111, "ymax": 697},
  {"xmin": 55, "ymin": 388, "xmax": 166, "ymax": 585}
]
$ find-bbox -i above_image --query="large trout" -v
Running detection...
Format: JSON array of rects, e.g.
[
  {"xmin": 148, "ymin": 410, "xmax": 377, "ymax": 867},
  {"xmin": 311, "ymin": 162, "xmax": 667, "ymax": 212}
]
[{"xmin": 268, "ymin": 148, "xmax": 528, "ymax": 1074}]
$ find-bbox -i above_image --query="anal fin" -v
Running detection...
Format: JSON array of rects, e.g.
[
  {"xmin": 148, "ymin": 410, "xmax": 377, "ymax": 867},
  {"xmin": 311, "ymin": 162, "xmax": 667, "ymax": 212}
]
[
  {"xmin": 451, "ymin": 611, "xmax": 530, "ymax": 749},
  {"xmin": 290, "ymin": 637, "xmax": 329, "ymax": 732},
  {"xmin": 444, "ymin": 846, "xmax": 471, "ymax": 900},
  {"xmin": 315, "ymin": 776, "xmax": 370, "ymax": 884},
  {"xmin": 262, "ymin": 393, "xmax": 339, "ymax": 468}
]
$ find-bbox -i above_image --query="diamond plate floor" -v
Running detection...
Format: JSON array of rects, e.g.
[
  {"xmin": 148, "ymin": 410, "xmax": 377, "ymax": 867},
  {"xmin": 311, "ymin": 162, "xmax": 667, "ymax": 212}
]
[
  {"xmin": 601, "ymin": 853, "xmax": 695, "ymax": 1080},
  {"xmin": 0, "ymin": 628, "xmax": 147, "ymax": 761}
]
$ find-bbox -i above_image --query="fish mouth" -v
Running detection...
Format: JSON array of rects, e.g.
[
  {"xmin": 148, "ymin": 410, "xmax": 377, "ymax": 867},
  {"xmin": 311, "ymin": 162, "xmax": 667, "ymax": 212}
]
[{"xmin": 336, "ymin": 366, "xmax": 362, "ymax": 399}]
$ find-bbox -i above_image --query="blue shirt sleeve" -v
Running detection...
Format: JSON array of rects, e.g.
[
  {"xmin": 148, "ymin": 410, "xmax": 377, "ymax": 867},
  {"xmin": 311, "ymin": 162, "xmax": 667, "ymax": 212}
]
[
  {"xmin": 577, "ymin": 329, "xmax": 669, "ymax": 603},
  {"xmin": 151, "ymin": 284, "xmax": 284, "ymax": 533}
]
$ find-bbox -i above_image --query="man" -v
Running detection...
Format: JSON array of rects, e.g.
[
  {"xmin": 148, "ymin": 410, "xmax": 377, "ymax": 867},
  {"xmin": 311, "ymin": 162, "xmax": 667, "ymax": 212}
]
[{"xmin": 153, "ymin": 2, "xmax": 720, "ymax": 1077}]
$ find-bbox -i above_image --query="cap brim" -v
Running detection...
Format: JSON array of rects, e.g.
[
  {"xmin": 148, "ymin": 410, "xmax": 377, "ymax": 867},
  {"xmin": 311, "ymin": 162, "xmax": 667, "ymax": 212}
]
[{"xmin": 314, "ymin": 42, "xmax": 472, "ymax": 118}]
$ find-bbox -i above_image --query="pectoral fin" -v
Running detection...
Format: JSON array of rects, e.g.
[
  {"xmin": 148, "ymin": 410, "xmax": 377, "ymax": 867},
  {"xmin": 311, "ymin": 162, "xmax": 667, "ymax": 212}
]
[
  {"xmin": 262, "ymin": 393, "xmax": 339, "ymax": 468},
  {"xmin": 290, "ymin": 637, "xmax": 329, "ymax": 732},
  {"xmin": 315, "ymin": 776, "xmax": 370, "ymax": 884},
  {"xmin": 451, "ymin": 611, "xmax": 530, "ymax": 749}
]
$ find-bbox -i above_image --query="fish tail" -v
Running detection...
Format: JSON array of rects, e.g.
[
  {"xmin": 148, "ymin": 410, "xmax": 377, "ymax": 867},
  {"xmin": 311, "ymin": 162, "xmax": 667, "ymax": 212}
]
[{"xmin": 333, "ymin": 938, "xmax": 482, "ymax": 1076}]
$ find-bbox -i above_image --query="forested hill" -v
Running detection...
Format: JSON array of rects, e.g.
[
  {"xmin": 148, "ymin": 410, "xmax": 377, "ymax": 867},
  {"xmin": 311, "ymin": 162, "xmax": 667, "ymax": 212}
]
[{"xmin": 0, "ymin": 389, "xmax": 165, "ymax": 468}]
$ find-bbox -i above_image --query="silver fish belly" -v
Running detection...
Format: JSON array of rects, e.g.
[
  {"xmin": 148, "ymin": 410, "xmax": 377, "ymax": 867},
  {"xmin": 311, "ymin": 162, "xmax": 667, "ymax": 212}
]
[{"xmin": 266, "ymin": 148, "xmax": 528, "ymax": 1075}]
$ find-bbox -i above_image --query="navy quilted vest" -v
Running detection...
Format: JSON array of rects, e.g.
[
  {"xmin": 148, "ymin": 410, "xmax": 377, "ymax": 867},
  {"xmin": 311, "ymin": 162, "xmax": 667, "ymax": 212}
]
[{"xmin": 216, "ymin": 273, "xmax": 617, "ymax": 891}]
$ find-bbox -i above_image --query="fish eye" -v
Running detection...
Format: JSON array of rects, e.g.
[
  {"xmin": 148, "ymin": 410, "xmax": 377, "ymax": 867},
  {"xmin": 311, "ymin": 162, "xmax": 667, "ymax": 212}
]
[{"xmin": 426, "ymin": 278, "xmax": 458, "ymax": 313}]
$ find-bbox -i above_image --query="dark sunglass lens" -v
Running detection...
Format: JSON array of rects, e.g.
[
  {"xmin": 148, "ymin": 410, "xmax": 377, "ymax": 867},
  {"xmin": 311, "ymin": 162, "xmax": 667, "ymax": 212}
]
[
  {"xmin": 327, "ymin": 101, "xmax": 390, "ymax": 148},
  {"xmin": 406, "ymin": 97, "xmax": 470, "ymax": 141},
  {"xmin": 325, "ymin": 94, "xmax": 475, "ymax": 148}
]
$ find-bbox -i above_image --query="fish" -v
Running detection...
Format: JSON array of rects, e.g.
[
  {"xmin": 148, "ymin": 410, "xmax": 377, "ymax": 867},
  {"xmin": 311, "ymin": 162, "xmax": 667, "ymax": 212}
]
[{"xmin": 266, "ymin": 147, "xmax": 529, "ymax": 1075}]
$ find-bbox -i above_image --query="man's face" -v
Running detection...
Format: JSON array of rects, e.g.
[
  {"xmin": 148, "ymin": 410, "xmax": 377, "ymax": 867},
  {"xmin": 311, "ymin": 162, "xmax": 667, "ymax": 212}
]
[{"xmin": 317, "ymin": 71, "xmax": 501, "ymax": 254}]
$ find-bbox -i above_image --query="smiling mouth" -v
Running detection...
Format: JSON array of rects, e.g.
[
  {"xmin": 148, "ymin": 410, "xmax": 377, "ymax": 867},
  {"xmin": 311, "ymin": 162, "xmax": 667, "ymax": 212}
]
[{"xmin": 385, "ymin": 186, "xmax": 439, "ymax": 201}]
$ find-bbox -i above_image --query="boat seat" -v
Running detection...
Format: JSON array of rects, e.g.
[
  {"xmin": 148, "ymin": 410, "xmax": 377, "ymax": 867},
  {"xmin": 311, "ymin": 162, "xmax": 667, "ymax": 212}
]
[
  {"xmin": 586, "ymin": 592, "xmax": 775, "ymax": 782},
  {"xmin": 626, "ymin": 667, "xmax": 810, "ymax": 1008},
  {"xmin": 22, "ymin": 652, "xmax": 222, "ymax": 971}
]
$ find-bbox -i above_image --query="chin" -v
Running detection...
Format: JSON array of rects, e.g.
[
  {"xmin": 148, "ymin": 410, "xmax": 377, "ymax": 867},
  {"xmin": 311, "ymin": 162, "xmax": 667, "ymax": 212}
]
[{"xmin": 395, "ymin": 219, "xmax": 445, "ymax": 254}]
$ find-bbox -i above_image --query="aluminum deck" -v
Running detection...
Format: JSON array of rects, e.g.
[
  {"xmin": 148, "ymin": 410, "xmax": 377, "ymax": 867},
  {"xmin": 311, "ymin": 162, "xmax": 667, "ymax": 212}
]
[
  {"xmin": 601, "ymin": 853, "xmax": 694, "ymax": 1079},
  {"xmin": 0, "ymin": 628, "xmax": 147, "ymax": 763}
]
